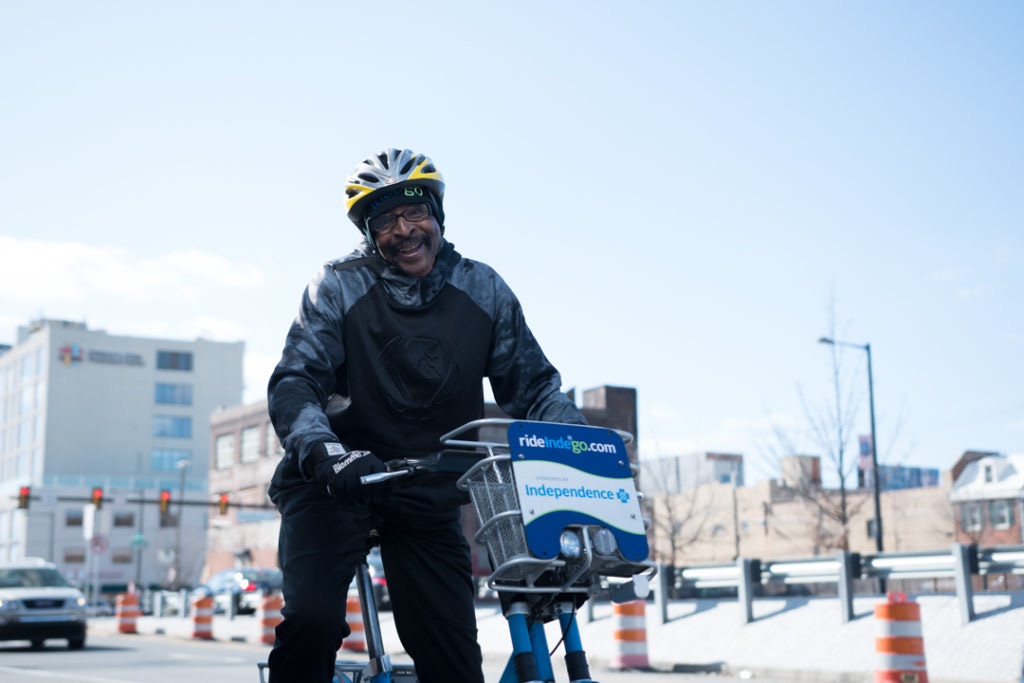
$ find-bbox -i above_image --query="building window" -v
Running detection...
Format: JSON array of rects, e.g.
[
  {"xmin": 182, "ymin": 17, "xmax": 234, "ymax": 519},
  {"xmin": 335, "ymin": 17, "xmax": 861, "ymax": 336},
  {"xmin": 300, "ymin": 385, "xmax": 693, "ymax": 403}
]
[
  {"xmin": 154, "ymin": 415, "xmax": 192, "ymax": 438},
  {"xmin": 111, "ymin": 548, "xmax": 133, "ymax": 564},
  {"xmin": 66, "ymin": 509, "xmax": 83, "ymax": 527},
  {"xmin": 113, "ymin": 512, "xmax": 135, "ymax": 528},
  {"xmin": 156, "ymin": 351, "xmax": 193, "ymax": 371},
  {"xmin": 989, "ymin": 500, "xmax": 1014, "ymax": 530},
  {"xmin": 984, "ymin": 465, "xmax": 994, "ymax": 483},
  {"xmin": 962, "ymin": 503, "xmax": 984, "ymax": 532},
  {"xmin": 20, "ymin": 387, "xmax": 33, "ymax": 416},
  {"xmin": 215, "ymin": 434, "xmax": 236, "ymax": 469},
  {"xmin": 17, "ymin": 419, "xmax": 32, "ymax": 448},
  {"xmin": 152, "ymin": 448, "xmax": 191, "ymax": 471},
  {"xmin": 64, "ymin": 548, "xmax": 86, "ymax": 564},
  {"xmin": 240, "ymin": 426, "xmax": 260, "ymax": 464},
  {"xmin": 155, "ymin": 383, "xmax": 193, "ymax": 405},
  {"xmin": 265, "ymin": 422, "xmax": 282, "ymax": 458},
  {"xmin": 16, "ymin": 451, "xmax": 30, "ymax": 478}
]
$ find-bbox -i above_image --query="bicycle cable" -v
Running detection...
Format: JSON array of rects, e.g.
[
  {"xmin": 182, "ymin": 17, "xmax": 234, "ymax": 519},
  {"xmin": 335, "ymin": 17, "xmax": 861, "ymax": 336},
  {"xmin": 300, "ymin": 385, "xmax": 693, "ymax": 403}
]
[{"xmin": 548, "ymin": 602, "xmax": 577, "ymax": 657}]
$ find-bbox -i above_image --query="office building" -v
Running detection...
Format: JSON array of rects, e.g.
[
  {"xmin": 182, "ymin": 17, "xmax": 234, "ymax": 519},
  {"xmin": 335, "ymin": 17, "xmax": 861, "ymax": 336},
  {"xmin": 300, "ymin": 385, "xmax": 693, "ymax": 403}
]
[{"xmin": 0, "ymin": 319, "xmax": 243, "ymax": 592}]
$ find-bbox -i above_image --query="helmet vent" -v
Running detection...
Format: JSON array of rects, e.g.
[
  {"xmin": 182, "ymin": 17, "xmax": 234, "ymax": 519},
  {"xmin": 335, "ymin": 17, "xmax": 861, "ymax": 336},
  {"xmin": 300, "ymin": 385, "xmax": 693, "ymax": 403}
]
[
  {"xmin": 345, "ymin": 188, "xmax": 360, "ymax": 198},
  {"xmin": 400, "ymin": 158, "xmax": 416, "ymax": 174},
  {"xmin": 377, "ymin": 152, "xmax": 390, "ymax": 168},
  {"xmin": 421, "ymin": 163, "xmax": 436, "ymax": 174},
  {"xmin": 358, "ymin": 172, "xmax": 380, "ymax": 183}
]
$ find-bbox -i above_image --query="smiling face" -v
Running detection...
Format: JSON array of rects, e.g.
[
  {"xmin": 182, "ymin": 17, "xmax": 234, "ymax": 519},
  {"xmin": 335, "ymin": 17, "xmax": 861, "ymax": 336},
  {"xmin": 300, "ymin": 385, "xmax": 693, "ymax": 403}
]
[{"xmin": 369, "ymin": 202, "xmax": 443, "ymax": 278}]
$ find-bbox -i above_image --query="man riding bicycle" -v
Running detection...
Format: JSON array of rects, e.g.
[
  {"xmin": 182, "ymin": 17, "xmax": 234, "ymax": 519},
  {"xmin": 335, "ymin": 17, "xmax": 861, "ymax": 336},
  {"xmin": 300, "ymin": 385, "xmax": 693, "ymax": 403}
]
[{"xmin": 266, "ymin": 148, "xmax": 585, "ymax": 682}]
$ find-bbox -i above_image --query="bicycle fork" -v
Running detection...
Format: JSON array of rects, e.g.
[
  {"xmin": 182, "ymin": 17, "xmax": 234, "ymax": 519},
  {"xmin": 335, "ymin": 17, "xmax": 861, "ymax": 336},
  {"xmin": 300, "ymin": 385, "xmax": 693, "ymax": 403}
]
[{"xmin": 499, "ymin": 601, "xmax": 595, "ymax": 683}]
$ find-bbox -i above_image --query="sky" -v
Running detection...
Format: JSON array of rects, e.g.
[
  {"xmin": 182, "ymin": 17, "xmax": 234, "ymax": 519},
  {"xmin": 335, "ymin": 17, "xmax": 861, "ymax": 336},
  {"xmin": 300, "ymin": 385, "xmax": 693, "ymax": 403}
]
[{"xmin": 1, "ymin": 1, "xmax": 1022, "ymax": 484}]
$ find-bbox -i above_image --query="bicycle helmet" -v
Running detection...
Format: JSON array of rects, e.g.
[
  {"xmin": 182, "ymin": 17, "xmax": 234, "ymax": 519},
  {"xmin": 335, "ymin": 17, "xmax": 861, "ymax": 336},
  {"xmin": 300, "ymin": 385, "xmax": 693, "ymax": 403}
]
[{"xmin": 345, "ymin": 148, "xmax": 446, "ymax": 246}]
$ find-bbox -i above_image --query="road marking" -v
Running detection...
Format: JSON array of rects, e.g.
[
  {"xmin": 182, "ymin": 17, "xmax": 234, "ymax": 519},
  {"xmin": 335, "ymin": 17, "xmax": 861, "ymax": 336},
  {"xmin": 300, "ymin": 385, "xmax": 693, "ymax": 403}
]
[
  {"xmin": 0, "ymin": 665, "xmax": 136, "ymax": 682},
  {"xmin": 167, "ymin": 652, "xmax": 248, "ymax": 663}
]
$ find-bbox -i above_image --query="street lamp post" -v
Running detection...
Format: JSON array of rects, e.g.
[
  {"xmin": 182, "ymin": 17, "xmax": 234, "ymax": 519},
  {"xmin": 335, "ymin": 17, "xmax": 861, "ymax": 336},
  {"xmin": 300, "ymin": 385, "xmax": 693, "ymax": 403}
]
[
  {"xmin": 818, "ymin": 337, "xmax": 883, "ymax": 554},
  {"xmin": 174, "ymin": 458, "xmax": 191, "ymax": 588}
]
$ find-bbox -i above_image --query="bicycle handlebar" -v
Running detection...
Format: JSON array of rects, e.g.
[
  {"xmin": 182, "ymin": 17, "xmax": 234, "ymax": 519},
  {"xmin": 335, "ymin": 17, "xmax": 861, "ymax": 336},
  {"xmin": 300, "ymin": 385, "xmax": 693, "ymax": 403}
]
[
  {"xmin": 359, "ymin": 450, "xmax": 481, "ymax": 486},
  {"xmin": 360, "ymin": 470, "xmax": 410, "ymax": 486}
]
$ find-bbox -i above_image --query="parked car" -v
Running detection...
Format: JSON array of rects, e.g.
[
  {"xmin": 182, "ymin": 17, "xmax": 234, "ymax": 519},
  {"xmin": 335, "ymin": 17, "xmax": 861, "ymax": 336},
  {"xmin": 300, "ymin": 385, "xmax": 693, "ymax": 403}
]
[
  {"xmin": 195, "ymin": 567, "xmax": 282, "ymax": 615},
  {"xmin": 86, "ymin": 599, "xmax": 114, "ymax": 617},
  {"xmin": 366, "ymin": 548, "xmax": 390, "ymax": 611},
  {"xmin": 0, "ymin": 558, "xmax": 87, "ymax": 649},
  {"xmin": 347, "ymin": 548, "xmax": 390, "ymax": 611}
]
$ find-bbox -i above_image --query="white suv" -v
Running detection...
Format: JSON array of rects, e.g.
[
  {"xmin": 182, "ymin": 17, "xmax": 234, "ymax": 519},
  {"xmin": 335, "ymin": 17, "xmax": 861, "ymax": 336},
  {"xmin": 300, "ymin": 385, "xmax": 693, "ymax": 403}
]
[{"xmin": 0, "ymin": 558, "xmax": 88, "ymax": 649}]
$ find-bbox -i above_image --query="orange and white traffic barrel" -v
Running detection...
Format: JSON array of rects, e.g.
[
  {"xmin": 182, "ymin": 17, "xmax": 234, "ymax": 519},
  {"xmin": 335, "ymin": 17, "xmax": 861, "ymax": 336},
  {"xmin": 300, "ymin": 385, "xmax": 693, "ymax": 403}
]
[
  {"xmin": 609, "ymin": 600, "xmax": 649, "ymax": 669},
  {"xmin": 875, "ymin": 592, "xmax": 928, "ymax": 683},
  {"xmin": 259, "ymin": 593, "xmax": 284, "ymax": 646},
  {"xmin": 191, "ymin": 594, "xmax": 215, "ymax": 640},
  {"xmin": 115, "ymin": 593, "xmax": 140, "ymax": 634},
  {"xmin": 339, "ymin": 595, "xmax": 366, "ymax": 652}
]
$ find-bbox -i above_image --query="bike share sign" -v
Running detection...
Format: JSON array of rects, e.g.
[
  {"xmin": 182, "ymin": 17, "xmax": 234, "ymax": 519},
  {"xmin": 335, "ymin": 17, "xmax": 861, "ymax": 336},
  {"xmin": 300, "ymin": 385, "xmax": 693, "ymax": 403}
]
[{"xmin": 508, "ymin": 421, "xmax": 648, "ymax": 561}]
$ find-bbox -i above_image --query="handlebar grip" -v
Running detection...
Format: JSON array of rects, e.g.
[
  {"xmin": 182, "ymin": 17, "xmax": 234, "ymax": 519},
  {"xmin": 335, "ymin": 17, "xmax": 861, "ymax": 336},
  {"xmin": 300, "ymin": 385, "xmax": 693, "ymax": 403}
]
[{"xmin": 360, "ymin": 470, "xmax": 410, "ymax": 486}]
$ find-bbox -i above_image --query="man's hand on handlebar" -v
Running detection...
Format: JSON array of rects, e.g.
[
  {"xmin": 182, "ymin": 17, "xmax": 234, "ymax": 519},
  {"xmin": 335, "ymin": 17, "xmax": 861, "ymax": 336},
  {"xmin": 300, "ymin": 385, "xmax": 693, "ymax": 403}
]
[{"xmin": 313, "ymin": 442, "xmax": 387, "ymax": 505}]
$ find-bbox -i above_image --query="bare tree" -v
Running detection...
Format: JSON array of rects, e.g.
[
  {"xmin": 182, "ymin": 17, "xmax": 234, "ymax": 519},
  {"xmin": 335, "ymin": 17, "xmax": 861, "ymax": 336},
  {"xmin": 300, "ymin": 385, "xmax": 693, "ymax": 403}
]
[
  {"xmin": 760, "ymin": 299, "xmax": 871, "ymax": 553},
  {"xmin": 640, "ymin": 457, "xmax": 716, "ymax": 571}
]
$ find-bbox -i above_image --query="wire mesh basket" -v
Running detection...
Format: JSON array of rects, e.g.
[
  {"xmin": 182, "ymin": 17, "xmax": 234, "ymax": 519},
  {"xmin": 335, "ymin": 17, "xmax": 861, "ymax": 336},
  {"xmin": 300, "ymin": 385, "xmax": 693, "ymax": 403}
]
[{"xmin": 462, "ymin": 455, "xmax": 529, "ymax": 575}]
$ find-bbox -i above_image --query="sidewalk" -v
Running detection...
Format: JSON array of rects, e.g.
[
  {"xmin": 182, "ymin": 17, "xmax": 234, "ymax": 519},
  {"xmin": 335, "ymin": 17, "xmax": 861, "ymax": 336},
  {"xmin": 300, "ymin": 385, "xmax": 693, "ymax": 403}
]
[{"xmin": 92, "ymin": 593, "xmax": 1024, "ymax": 682}]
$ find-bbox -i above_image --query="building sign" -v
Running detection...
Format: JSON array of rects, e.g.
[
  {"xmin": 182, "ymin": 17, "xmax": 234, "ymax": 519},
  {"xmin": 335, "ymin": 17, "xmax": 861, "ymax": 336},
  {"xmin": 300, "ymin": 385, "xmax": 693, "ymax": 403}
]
[
  {"xmin": 87, "ymin": 350, "xmax": 144, "ymax": 366},
  {"xmin": 59, "ymin": 344, "xmax": 145, "ymax": 367},
  {"xmin": 59, "ymin": 344, "xmax": 84, "ymax": 366}
]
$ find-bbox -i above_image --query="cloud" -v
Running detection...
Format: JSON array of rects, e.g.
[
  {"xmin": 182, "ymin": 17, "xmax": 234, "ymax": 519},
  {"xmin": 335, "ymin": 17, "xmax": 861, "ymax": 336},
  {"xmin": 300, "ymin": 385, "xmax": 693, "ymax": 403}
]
[
  {"xmin": 243, "ymin": 350, "xmax": 279, "ymax": 404},
  {"xmin": 0, "ymin": 236, "xmax": 264, "ymax": 307},
  {"xmin": 930, "ymin": 266, "xmax": 970, "ymax": 283},
  {"xmin": 954, "ymin": 285, "xmax": 987, "ymax": 302},
  {"xmin": 112, "ymin": 316, "xmax": 248, "ymax": 343}
]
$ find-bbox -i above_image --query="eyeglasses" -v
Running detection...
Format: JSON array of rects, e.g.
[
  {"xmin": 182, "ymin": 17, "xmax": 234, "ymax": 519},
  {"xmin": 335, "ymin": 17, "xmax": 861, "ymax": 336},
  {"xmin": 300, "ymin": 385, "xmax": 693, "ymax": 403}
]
[{"xmin": 368, "ymin": 203, "xmax": 431, "ymax": 236}]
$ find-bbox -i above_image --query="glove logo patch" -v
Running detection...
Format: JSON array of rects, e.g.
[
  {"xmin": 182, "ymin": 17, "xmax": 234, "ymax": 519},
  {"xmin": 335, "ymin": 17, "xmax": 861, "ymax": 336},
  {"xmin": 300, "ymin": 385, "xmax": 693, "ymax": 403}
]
[
  {"xmin": 331, "ymin": 450, "xmax": 370, "ymax": 474},
  {"xmin": 324, "ymin": 442, "xmax": 345, "ymax": 456}
]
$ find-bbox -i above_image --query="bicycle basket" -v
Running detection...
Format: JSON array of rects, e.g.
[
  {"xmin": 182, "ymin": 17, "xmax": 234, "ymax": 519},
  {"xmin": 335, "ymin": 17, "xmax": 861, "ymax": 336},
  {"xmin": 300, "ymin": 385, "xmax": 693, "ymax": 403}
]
[{"xmin": 462, "ymin": 454, "xmax": 534, "ymax": 579}]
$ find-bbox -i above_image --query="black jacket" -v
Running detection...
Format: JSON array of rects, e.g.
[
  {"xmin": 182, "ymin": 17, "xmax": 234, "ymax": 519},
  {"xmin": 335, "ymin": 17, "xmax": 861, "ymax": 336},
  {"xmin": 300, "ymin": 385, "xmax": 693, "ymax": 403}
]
[{"xmin": 268, "ymin": 240, "xmax": 584, "ymax": 486}]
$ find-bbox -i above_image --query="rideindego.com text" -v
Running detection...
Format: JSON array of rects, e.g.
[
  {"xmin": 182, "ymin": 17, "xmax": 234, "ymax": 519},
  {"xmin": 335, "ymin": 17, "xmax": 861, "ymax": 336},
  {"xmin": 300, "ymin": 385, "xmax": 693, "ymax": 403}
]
[{"xmin": 517, "ymin": 434, "xmax": 617, "ymax": 455}]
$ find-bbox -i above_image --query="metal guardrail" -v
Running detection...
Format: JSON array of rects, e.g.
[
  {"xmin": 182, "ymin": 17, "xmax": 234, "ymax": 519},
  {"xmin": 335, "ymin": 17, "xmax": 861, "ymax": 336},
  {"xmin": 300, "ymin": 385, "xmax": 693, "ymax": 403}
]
[{"xmin": 654, "ymin": 543, "xmax": 1019, "ymax": 626}]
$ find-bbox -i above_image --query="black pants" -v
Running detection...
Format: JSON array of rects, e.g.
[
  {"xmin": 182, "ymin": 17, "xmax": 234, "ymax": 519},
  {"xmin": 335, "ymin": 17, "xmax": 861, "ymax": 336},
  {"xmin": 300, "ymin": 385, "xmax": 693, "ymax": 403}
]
[{"xmin": 267, "ymin": 470, "xmax": 484, "ymax": 683}]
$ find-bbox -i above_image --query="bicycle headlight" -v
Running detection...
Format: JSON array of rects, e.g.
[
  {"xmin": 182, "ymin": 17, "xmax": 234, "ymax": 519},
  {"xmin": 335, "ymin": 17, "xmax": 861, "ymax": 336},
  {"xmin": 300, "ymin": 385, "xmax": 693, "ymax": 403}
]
[
  {"xmin": 592, "ymin": 527, "xmax": 618, "ymax": 555},
  {"xmin": 559, "ymin": 530, "xmax": 582, "ymax": 558}
]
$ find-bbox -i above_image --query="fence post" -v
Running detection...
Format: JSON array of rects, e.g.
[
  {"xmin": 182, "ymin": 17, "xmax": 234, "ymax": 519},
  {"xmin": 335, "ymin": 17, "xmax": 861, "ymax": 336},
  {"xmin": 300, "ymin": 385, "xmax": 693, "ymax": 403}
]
[
  {"xmin": 952, "ymin": 543, "xmax": 976, "ymax": 625},
  {"xmin": 737, "ymin": 557, "xmax": 756, "ymax": 624},
  {"xmin": 654, "ymin": 563, "xmax": 670, "ymax": 625},
  {"xmin": 837, "ymin": 550, "xmax": 856, "ymax": 623}
]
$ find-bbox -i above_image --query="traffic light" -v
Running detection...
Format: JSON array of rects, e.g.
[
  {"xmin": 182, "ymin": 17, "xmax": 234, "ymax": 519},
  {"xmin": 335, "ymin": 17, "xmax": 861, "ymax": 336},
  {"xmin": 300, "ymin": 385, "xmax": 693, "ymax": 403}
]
[
  {"xmin": 18, "ymin": 486, "xmax": 30, "ymax": 510},
  {"xmin": 159, "ymin": 490, "xmax": 171, "ymax": 515},
  {"xmin": 91, "ymin": 487, "xmax": 104, "ymax": 509},
  {"xmin": 218, "ymin": 493, "xmax": 229, "ymax": 515}
]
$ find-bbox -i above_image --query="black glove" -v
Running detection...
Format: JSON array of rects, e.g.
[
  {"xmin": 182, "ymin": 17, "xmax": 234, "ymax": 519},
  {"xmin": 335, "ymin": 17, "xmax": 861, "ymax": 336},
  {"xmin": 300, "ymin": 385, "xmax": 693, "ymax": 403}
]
[{"xmin": 313, "ymin": 442, "xmax": 387, "ymax": 504}]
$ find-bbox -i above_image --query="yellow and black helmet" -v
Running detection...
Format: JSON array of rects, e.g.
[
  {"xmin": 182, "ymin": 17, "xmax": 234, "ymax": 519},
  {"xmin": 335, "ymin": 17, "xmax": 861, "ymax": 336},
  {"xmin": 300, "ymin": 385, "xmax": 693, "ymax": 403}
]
[{"xmin": 345, "ymin": 148, "xmax": 445, "ymax": 236}]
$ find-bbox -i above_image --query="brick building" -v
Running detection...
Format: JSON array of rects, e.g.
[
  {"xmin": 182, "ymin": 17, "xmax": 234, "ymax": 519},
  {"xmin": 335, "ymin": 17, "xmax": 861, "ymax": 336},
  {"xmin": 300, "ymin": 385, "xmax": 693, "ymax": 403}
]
[{"xmin": 950, "ymin": 451, "xmax": 1024, "ymax": 546}]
